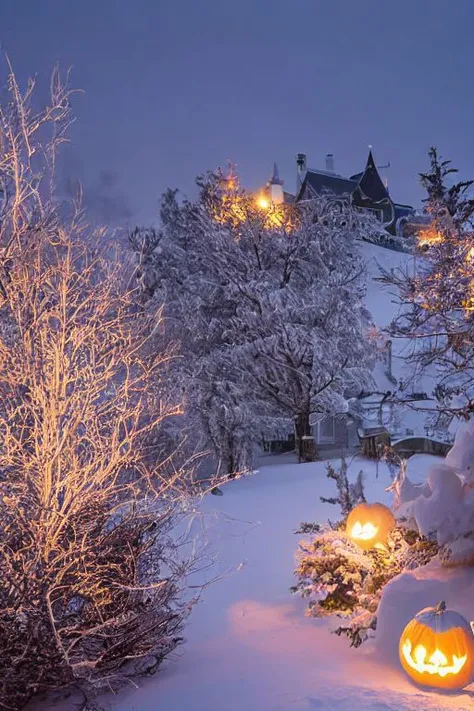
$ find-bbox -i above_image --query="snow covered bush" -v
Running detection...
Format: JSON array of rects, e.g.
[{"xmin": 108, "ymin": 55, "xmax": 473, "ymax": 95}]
[
  {"xmin": 0, "ymin": 66, "xmax": 202, "ymax": 711},
  {"xmin": 391, "ymin": 420, "xmax": 474, "ymax": 568},
  {"xmin": 292, "ymin": 458, "xmax": 438, "ymax": 647},
  {"xmin": 131, "ymin": 170, "xmax": 378, "ymax": 468}
]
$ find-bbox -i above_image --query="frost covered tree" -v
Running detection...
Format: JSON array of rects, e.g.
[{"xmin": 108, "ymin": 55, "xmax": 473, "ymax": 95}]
[
  {"xmin": 132, "ymin": 171, "xmax": 377, "ymax": 466},
  {"xmin": 382, "ymin": 148, "xmax": 474, "ymax": 423},
  {"xmin": 0, "ymin": 64, "xmax": 206, "ymax": 710}
]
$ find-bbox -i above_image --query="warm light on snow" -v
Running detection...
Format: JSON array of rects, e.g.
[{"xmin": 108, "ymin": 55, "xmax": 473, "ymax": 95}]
[
  {"xmin": 351, "ymin": 521, "xmax": 378, "ymax": 541},
  {"xmin": 401, "ymin": 639, "xmax": 467, "ymax": 677}
]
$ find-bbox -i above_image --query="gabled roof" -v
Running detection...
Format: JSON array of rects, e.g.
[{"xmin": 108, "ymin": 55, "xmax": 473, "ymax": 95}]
[
  {"xmin": 356, "ymin": 150, "xmax": 389, "ymax": 203},
  {"xmin": 298, "ymin": 169, "xmax": 356, "ymax": 200}
]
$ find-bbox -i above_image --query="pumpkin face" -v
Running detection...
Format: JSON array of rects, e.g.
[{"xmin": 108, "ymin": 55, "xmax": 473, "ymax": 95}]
[
  {"xmin": 346, "ymin": 502, "xmax": 395, "ymax": 550},
  {"xmin": 399, "ymin": 601, "xmax": 474, "ymax": 690}
]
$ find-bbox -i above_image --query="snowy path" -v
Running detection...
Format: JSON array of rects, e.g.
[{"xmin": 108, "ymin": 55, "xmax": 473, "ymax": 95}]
[{"xmin": 104, "ymin": 456, "xmax": 472, "ymax": 710}]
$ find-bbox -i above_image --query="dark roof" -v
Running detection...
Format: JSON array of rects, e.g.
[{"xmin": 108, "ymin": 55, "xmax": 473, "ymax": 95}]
[
  {"xmin": 296, "ymin": 153, "xmax": 415, "ymax": 220},
  {"xmin": 356, "ymin": 151, "xmax": 389, "ymax": 203},
  {"xmin": 300, "ymin": 170, "xmax": 356, "ymax": 199}
]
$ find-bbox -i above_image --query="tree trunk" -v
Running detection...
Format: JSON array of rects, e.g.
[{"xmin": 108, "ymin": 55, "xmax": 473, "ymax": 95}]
[
  {"xmin": 227, "ymin": 445, "xmax": 236, "ymax": 478},
  {"xmin": 294, "ymin": 412, "xmax": 316, "ymax": 463}
]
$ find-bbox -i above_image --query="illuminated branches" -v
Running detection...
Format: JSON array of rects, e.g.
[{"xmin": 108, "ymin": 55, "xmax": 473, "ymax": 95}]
[
  {"xmin": 0, "ymin": 223, "xmax": 198, "ymax": 711},
  {"xmin": 381, "ymin": 148, "xmax": 474, "ymax": 421},
  {"xmin": 0, "ymin": 59, "xmax": 75, "ymax": 256},
  {"xmin": 0, "ymin": 65, "xmax": 201, "ymax": 710}
]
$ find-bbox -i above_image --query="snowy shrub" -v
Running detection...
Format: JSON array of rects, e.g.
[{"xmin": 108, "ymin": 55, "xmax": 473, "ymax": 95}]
[
  {"xmin": 0, "ymin": 66, "xmax": 202, "ymax": 711},
  {"xmin": 390, "ymin": 422, "xmax": 474, "ymax": 568},
  {"xmin": 291, "ymin": 458, "xmax": 438, "ymax": 647},
  {"xmin": 320, "ymin": 458, "xmax": 366, "ymax": 516}
]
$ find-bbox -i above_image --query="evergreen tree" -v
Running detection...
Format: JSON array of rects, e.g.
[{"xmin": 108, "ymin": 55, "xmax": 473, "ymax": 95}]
[{"xmin": 382, "ymin": 148, "xmax": 474, "ymax": 423}]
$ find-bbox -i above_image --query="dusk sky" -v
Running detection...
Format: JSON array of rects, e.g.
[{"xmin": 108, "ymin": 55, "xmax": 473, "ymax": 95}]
[{"xmin": 3, "ymin": 0, "xmax": 474, "ymax": 224}]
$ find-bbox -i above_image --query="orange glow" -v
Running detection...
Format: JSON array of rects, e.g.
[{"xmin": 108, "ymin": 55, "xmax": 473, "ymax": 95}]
[
  {"xmin": 346, "ymin": 502, "xmax": 395, "ymax": 550},
  {"xmin": 401, "ymin": 639, "xmax": 467, "ymax": 678},
  {"xmin": 351, "ymin": 521, "xmax": 378, "ymax": 541},
  {"xmin": 257, "ymin": 196, "xmax": 270, "ymax": 210},
  {"xmin": 418, "ymin": 228, "xmax": 444, "ymax": 247}
]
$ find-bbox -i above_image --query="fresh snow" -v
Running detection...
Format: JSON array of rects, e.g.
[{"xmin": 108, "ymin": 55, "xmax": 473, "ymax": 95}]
[{"xmin": 68, "ymin": 452, "xmax": 473, "ymax": 711}]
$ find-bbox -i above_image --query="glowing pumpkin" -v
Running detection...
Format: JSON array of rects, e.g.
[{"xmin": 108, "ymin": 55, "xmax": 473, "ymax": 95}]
[
  {"xmin": 399, "ymin": 601, "xmax": 474, "ymax": 690},
  {"xmin": 346, "ymin": 502, "xmax": 395, "ymax": 550}
]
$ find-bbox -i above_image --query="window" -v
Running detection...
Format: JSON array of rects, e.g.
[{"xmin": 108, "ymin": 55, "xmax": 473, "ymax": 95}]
[{"xmin": 316, "ymin": 417, "xmax": 336, "ymax": 444}]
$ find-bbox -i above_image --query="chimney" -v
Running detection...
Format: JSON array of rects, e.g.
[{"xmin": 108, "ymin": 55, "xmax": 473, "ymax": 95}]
[
  {"xmin": 296, "ymin": 153, "xmax": 307, "ymax": 193},
  {"xmin": 325, "ymin": 153, "xmax": 335, "ymax": 173}
]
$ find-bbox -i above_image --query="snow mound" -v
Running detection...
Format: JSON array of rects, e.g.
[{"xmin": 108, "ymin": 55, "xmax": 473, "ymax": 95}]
[{"xmin": 376, "ymin": 559, "xmax": 474, "ymax": 668}]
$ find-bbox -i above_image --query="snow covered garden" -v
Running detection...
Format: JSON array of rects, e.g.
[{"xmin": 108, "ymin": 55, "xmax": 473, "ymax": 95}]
[
  {"xmin": 2, "ymin": 60, "xmax": 474, "ymax": 711},
  {"xmin": 31, "ymin": 449, "xmax": 474, "ymax": 711}
]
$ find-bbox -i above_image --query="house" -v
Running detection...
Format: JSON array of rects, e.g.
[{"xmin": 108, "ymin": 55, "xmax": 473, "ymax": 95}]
[
  {"xmin": 295, "ymin": 150, "xmax": 414, "ymax": 237},
  {"xmin": 262, "ymin": 150, "xmax": 430, "ymax": 243}
]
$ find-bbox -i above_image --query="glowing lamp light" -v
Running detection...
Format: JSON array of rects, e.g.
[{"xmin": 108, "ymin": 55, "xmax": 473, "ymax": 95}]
[
  {"xmin": 399, "ymin": 601, "xmax": 474, "ymax": 690},
  {"xmin": 418, "ymin": 228, "xmax": 444, "ymax": 247},
  {"xmin": 346, "ymin": 502, "xmax": 395, "ymax": 550},
  {"xmin": 256, "ymin": 196, "xmax": 270, "ymax": 210}
]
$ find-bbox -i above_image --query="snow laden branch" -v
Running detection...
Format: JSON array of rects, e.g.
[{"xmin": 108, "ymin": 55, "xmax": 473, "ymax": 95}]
[{"xmin": 131, "ymin": 170, "xmax": 378, "ymax": 469}]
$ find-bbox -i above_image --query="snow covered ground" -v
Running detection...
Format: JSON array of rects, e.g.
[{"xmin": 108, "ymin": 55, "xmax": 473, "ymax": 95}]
[{"xmin": 75, "ymin": 452, "xmax": 473, "ymax": 711}]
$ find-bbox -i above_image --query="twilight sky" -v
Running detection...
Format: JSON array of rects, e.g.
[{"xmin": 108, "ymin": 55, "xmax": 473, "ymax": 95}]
[{"xmin": 2, "ymin": 0, "xmax": 474, "ymax": 224}]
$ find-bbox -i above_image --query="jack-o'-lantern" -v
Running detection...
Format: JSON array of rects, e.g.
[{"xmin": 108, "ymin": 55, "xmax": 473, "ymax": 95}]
[
  {"xmin": 399, "ymin": 601, "xmax": 474, "ymax": 690},
  {"xmin": 345, "ymin": 502, "xmax": 395, "ymax": 550}
]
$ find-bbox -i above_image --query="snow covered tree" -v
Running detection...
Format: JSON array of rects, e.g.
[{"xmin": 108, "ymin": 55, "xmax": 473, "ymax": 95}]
[
  {"xmin": 132, "ymin": 171, "xmax": 377, "ymax": 466},
  {"xmin": 381, "ymin": 148, "xmax": 474, "ymax": 423},
  {"xmin": 130, "ymin": 182, "xmax": 261, "ymax": 476}
]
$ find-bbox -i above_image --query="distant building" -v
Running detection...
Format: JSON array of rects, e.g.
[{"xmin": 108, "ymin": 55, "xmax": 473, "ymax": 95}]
[
  {"xmin": 262, "ymin": 150, "xmax": 430, "ymax": 243},
  {"xmin": 297, "ymin": 149, "xmax": 416, "ymax": 236}
]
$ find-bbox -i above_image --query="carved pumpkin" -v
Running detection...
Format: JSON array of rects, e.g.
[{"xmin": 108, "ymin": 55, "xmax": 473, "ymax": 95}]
[
  {"xmin": 346, "ymin": 502, "xmax": 395, "ymax": 550},
  {"xmin": 399, "ymin": 601, "xmax": 474, "ymax": 690}
]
